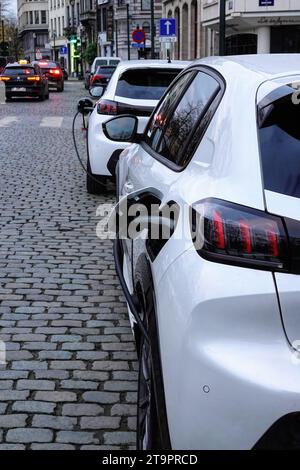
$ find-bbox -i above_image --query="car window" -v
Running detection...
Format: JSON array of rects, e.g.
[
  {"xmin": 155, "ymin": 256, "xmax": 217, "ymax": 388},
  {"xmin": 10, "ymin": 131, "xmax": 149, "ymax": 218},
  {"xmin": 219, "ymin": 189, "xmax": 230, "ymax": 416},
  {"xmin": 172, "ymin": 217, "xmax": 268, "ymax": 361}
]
[
  {"xmin": 109, "ymin": 59, "xmax": 120, "ymax": 66},
  {"xmin": 115, "ymin": 68, "xmax": 182, "ymax": 100},
  {"xmin": 145, "ymin": 71, "xmax": 195, "ymax": 150},
  {"xmin": 259, "ymin": 89, "xmax": 300, "ymax": 199},
  {"xmin": 38, "ymin": 61, "xmax": 57, "ymax": 69},
  {"xmin": 145, "ymin": 71, "xmax": 220, "ymax": 167},
  {"xmin": 96, "ymin": 67, "xmax": 116, "ymax": 75},
  {"xmin": 4, "ymin": 67, "xmax": 35, "ymax": 76},
  {"xmin": 95, "ymin": 59, "xmax": 108, "ymax": 68}
]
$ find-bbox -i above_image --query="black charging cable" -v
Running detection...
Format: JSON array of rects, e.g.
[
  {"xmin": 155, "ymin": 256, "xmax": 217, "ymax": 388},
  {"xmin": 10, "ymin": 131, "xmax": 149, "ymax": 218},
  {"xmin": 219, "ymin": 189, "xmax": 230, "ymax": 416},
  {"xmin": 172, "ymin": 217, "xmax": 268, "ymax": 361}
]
[{"xmin": 72, "ymin": 111, "xmax": 107, "ymax": 187}]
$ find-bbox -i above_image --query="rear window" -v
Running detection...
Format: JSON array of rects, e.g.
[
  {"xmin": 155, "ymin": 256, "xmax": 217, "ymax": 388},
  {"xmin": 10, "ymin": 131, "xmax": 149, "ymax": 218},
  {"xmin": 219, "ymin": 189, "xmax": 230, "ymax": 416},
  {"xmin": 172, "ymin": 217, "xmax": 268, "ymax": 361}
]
[
  {"xmin": 38, "ymin": 61, "xmax": 57, "ymax": 69},
  {"xmin": 95, "ymin": 59, "xmax": 108, "ymax": 68},
  {"xmin": 259, "ymin": 87, "xmax": 300, "ymax": 199},
  {"xmin": 109, "ymin": 59, "xmax": 120, "ymax": 66},
  {"xmin": 116, "ymin": 68, "xmax": 182, "ymax": 100},
  {"xmin": 4, "ymin": 67, "xmax": 34, "ymax": 76},
  {"xmin": 96, "ymin": 67, "xmax": 116, "ymax": 75}
]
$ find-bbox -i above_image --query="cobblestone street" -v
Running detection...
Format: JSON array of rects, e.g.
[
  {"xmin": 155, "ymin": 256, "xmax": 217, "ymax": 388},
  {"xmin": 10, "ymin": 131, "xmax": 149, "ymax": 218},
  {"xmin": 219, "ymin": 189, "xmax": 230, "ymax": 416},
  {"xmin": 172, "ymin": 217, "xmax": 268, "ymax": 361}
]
[{"xmin": 0, "ymin": 81, "xmax": 137, "ymax": 450}]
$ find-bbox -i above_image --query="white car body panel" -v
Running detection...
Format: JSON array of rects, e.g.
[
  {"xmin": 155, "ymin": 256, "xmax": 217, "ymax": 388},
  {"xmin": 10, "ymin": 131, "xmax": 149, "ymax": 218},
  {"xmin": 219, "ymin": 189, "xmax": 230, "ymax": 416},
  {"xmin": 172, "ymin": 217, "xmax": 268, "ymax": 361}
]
[{"xmin": 116, "ymin": 54, "xmax": 300, "ymax": 449}]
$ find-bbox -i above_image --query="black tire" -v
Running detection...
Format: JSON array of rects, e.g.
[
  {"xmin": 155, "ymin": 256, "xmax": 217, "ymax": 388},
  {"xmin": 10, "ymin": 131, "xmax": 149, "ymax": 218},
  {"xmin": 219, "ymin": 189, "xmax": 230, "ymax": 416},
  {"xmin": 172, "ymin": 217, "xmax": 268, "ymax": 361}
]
[
  {"xmin": 86, "ymin": 156, "xmax": 107, "ymax": 194},
  {"xmin": 135, "ymin": 256, "xmax": 171, "ymax": 451},
  {"xmin": 5, "ymin": 94, "xmax": 12, "ymax": 102},
  {"xmin": 38, "ymin": 91, "xmax": 45, "ymax": 101},
  {"xmin": 57, "ymin": 82, "xmax": 64, "ymax": 92}
]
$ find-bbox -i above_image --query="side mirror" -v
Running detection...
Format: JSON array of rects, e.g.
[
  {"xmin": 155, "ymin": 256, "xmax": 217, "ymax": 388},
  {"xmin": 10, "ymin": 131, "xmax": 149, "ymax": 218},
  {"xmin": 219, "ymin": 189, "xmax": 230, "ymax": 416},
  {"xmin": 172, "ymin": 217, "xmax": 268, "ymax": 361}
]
[
  {"xmin": 103, "ymin": 115, "xmax": 140, "ymax": 143},
  {"xmin": 77, "ymin": 97, "xmax": 94, "ymax": 115},
  {"xmin": 89, "ymin": 86, "xmax": 105, "ymax": 99}
]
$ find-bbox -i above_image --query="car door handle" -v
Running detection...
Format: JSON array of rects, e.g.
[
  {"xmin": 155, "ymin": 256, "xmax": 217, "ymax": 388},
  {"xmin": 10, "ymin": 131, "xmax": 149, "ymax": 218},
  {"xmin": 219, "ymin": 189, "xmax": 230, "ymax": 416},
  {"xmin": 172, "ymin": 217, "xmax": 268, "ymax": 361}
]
[{"xmin": 124, "ymin": 181, "xmax": 134, "ymax": 194}]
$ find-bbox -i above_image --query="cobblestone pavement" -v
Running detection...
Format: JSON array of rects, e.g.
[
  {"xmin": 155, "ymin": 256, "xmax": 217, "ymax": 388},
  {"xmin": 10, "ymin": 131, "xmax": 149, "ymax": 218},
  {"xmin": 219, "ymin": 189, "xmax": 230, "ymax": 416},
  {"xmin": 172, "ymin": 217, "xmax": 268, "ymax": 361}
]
[{"xmin": 0, "ymin": 81, "xmax": 137, "ymax": 450}]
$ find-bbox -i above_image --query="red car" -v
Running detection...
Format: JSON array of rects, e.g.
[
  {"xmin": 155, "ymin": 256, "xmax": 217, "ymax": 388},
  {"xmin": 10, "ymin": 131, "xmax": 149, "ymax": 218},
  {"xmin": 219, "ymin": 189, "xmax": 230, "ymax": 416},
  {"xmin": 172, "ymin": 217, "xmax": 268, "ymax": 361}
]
[
  {"xmin": 90, "ymin": 65, "xmax": 116, "ymax": 88},
  {"xmin": 32, "ymin": 60, "xmax": 64, "ymax": 92}
]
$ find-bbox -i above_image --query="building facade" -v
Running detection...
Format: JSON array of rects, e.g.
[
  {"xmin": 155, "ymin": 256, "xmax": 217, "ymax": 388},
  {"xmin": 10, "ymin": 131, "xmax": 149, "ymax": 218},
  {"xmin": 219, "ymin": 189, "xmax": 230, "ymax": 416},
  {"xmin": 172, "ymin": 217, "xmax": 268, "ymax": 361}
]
[
  {"xmin": 202, "ymin": 0, "xmax": 300, "ymax": 56},
  {"xmin": 48, "ymin": 0, "xmax": 82, "ymax": 75},
  {"xmin": 162, "ymin": 0, "xmax": 204, "ymax": 60},
  {"xmin": 113, "ymin": 0, "xmax": 162, "ymax": 60},
  {"xmin": 17, "ymin": 0, "xmax": 50, "ymax": 61}
]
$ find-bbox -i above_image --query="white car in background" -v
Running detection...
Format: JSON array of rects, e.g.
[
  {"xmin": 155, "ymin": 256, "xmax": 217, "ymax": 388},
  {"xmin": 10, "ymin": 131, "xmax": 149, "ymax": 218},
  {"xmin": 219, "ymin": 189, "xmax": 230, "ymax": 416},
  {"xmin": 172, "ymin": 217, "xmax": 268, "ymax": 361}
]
[
  {"xmin": 86, "ymin": 60, "xmax": 189, "ymax": 194},
  {"xmin": 103, "ymin": 54, "xmax": 300, "ymax": 450}
]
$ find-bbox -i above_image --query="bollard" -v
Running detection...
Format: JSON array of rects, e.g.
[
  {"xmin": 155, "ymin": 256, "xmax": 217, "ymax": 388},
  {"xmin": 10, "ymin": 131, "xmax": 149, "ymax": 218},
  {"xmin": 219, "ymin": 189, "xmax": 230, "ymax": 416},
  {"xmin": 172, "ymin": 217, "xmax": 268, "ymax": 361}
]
[{"xmin": 0, "ymin": 82, "xmax": 5, "ymax": 104}]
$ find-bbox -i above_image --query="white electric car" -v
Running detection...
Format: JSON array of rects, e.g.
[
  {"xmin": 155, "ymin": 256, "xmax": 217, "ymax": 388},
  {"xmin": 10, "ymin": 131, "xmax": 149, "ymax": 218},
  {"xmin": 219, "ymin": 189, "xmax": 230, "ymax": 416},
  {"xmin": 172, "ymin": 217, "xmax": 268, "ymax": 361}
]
[
  {"xmin": 103, "ymin": 54, "xmax": 300, "ymax": 450},
  {"xmin": 86, "ymin": 60, "xmax": 189, "ymax": 194}
]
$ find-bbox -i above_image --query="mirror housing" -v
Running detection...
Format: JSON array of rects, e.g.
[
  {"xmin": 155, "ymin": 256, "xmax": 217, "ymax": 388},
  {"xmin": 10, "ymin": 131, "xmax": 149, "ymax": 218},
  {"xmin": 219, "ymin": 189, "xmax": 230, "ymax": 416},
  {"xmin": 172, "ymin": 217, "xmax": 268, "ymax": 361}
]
[
  {"xmin": 77, "ymin": 97, "xmax": 94, "ymax": 115},
  {"xmin": 89, "ymin": 86, "xmax": 105, "ymax": 99},
  {"xmin": 102, "ymin": 115, "xmax": 141, "ymax": 143}
]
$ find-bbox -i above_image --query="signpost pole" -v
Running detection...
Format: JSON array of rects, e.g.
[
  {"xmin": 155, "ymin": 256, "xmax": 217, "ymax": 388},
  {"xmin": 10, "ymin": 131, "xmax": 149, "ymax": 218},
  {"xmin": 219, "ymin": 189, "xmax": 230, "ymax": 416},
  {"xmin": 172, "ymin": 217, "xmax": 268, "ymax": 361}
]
[
  {"xmin": 219, "ymin": 0, "xmax": 226, "ymax": 56},
  {"xmin": 127, "ymin": 3, "xmax": 130, "ymax": 60},
  {"xmin": 150, "ymin": 0, "xmax": 155, "ymax": 59}
]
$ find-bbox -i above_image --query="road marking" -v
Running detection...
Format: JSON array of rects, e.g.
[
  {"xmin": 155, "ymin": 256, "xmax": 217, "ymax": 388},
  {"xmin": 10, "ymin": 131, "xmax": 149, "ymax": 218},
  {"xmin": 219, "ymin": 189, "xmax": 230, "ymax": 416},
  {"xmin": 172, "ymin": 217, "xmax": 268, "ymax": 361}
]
[
  {"xmin": 0, "ymin": 116, "xmax": 19, "ymax": 127},
  {"xmin": 40, "ymin": 116, "xmax": 64, "ymax": 128}
]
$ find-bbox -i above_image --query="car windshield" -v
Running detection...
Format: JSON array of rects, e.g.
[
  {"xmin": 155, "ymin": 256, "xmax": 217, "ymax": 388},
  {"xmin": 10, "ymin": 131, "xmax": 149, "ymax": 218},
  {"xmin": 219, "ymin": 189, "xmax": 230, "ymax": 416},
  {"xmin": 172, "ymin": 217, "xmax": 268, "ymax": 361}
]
[
  {"xmin": 95, "ymin": 67, "xmax": 116, "ymax": 75},
  {"xmin": 259, "ymin": 85, "xmax": 300, "ymax": 199},
  {"xmin": 116, "ymin": 68, "xmax": 182, "ymax": 100},
  {"xmin": 4, "ymin": 67, "xmax": 35, "ymax": 76}
]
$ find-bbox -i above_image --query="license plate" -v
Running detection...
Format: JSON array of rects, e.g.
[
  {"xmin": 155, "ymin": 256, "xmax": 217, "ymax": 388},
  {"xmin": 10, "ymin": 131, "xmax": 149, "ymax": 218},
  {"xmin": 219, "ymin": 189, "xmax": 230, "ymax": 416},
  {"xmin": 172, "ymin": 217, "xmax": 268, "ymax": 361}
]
[{"xmin": 12, "ymin": 87, "xmax": 26, "ymax": 92}]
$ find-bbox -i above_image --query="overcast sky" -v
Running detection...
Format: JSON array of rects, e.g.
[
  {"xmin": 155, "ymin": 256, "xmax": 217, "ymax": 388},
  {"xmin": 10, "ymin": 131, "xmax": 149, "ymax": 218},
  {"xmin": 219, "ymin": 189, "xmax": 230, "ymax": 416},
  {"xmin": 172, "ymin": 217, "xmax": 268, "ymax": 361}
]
[{"xmin": 8, "ymin": 0, "xmax": 17, "ymax": 15}]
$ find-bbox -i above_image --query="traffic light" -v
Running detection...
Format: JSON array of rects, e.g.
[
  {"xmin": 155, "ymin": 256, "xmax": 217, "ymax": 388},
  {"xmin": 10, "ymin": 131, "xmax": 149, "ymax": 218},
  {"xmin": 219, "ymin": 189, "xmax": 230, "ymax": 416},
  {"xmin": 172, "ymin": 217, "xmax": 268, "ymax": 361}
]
[{"xmin": 72, "ymin": 37, "xmax": 81, "ymax": 58}]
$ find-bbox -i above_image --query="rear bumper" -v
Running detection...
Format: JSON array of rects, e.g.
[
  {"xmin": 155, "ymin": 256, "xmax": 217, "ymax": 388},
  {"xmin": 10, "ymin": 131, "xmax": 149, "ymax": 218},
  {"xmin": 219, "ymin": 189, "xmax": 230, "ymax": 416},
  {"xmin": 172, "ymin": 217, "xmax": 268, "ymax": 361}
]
[
  {"xmin": 6, "ymin": 85, "xmax": 43, "ymax": 96},
  {"xmin": 154, "ymin": 247, "xmax": 300, "ymax": 449}
]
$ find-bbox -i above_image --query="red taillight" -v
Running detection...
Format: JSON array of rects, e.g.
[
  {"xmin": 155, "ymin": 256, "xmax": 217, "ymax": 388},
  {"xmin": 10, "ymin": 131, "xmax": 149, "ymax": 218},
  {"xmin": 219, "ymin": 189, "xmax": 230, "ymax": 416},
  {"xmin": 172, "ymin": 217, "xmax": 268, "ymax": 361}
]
[
  {"xmin": 97, "ymin": 99, "xmax": 118, "ymax": 116},
  {"xmin": 50, "ymin": 68, "xmax": 61, "ymax": 76},
  {"xmin": 191, "ymin": 199, "xmax": 289, "ymax": 272}
]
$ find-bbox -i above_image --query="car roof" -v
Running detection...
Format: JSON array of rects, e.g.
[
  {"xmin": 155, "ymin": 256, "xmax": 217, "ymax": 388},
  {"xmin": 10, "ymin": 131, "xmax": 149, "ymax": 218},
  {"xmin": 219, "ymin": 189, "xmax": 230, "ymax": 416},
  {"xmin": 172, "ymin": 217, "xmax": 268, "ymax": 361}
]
[
  {"xmin": 115, "ymin": 60, "xmax": 190, "ymax": 73},
  {"xmin": 194, "ymin": 54, "xmax": 300, "ymax": 82},
  {"xmin": 6, "ymin": 63, "xmax": 34, "ymax": 68}
]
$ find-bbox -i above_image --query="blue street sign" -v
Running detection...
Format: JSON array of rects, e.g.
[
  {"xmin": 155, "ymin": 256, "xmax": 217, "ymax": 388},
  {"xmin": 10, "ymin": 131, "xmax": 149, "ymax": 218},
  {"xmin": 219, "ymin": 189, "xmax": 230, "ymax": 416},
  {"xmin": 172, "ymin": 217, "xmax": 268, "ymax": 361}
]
[
  {"xmin": 259, "ymin": 0, "xmax": 274, "ymax": 5},
  {"xmin": 159, "ymin": 18, "xmax": 176, "ymax": 38},
  {"xmin": 60, "ymin": 46, "xmax": 68, "ymax": 55},
  {"xmin": 131, "ymin": 43, "xmax": 145, "ymax": 49}
]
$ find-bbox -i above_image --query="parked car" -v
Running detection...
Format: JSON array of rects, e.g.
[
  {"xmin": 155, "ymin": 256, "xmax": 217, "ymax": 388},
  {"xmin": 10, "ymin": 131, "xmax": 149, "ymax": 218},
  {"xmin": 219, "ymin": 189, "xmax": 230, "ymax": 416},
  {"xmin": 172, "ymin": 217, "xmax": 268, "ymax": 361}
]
[
  {"xmin": 32, "ymin": 60, "xmax": 64, "ymax": 92},
  {"xmin": 89, "ymin": 65, "xmax": 117, "ymax": 87},
  {"xmin": 85, "ymin": 60, "xmax": 189, "ymax": 193},
  {"xmin": 85, "ymin": 56, "xmax": 121, "ymax": 89},
  {"xmin": 103, "ymin": 54, "xmax": 300, "ymax": 450},
  {"xmin": 0, "ymin": 61, "xmax": 49, "ymax": 101}
]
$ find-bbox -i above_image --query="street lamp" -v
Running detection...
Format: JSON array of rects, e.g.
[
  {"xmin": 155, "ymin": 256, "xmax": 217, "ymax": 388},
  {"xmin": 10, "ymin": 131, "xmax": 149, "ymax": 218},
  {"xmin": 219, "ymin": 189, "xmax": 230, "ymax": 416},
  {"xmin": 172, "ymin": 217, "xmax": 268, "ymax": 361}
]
[
  {"xmin": 52, "ymin": 31, "xmax": 57, "ymax": 61},
  {"xmin": 219, "ymin": 0, "xmax": 226, "ymax": 56},
  {"xmin": 69, "ymin": 0, "xmax": 76, "ymax": 77},
  {"xmin": 33, "ymin": 33, "xmax": 37, "ymax": 60}
]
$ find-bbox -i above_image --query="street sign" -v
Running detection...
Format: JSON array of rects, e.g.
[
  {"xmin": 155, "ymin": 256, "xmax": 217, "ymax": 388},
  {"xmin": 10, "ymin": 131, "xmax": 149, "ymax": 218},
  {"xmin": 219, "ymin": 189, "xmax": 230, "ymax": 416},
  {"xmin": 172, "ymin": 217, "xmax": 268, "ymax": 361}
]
[
  {"xmin": 159, "ymin": 18, "xmax": 176, "ymax": 39},
  {"xmin": 259, "ymin": 0, "xmax": 274, "ymax": 5},
  {"xmin": 131, "ymin": 42, "xmax": 145, "ymax": 49},
  {"xmin": 159, "ymin": 36, "xmax": 177, "ymax": 43},
  {"xmin": 36, "ymin": 48, "xmax": 42, "ymax": 60},
  {"xmin": 132, "ymin": 29, "xmax": 146, "ymax": 44},
  {"xmin": 60, "ymin": 46, "xmax": 68, "ymax": 55}
]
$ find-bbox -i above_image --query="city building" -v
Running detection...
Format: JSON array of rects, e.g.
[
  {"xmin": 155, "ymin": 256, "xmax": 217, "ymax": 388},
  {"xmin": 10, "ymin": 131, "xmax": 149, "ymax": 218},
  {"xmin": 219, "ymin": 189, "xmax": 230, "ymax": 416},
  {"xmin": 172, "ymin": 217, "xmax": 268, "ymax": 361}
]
[
  {"xmin": 162, "ymin": 0, "xmax": 204, "ymax": 60},
  {"xmin": 17, "ymin": 0, "xmax": 50, "ymax": 61},
  {"xmin": 80, "ymin": 0, "xmax": 97, "ymax": 58},
  {"xmin": 113, "ymin": 0, "xmax": 163, "ymax": 60},
  {"xmin": 48, "ymin": 0, "xmax": 81, "ymax": 75},
  {"xmin": 202, "ymin": 0, "xmax": 300, "ymax": 56}
]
